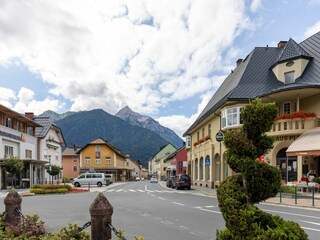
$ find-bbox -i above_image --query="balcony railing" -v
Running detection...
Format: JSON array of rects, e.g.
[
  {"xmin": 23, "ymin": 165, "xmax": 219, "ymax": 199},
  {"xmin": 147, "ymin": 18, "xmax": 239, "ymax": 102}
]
[{"xmin": 268, "ymin": 117, "xmax": 319, "ymax": 135}]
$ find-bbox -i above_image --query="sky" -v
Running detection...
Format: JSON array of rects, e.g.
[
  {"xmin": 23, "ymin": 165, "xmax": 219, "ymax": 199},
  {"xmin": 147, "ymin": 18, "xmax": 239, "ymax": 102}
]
[{"xmin": 1, "ymin": 0, "xmax": 320, "ymax": 139}]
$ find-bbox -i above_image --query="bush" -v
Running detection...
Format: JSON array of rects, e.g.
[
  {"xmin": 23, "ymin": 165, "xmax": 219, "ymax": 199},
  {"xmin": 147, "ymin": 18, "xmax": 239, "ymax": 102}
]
[
  {"xmin": 217, "ymin": 99, "xmax": 307, "ymax": 239},
  {"xmin": 30, "ymin": 188, "xmax": 68, "ymax": 194}
]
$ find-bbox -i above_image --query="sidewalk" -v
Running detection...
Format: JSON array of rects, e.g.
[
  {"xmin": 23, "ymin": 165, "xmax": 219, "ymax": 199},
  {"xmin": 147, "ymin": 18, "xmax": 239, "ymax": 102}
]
[{"xmin": 191, "ymin": 185, "xmax": 320, "ymax": 209}]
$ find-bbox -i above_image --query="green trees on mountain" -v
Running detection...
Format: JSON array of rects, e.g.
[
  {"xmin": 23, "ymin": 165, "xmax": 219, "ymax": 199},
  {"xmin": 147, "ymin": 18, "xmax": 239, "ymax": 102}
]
[{"xmin": 216, "ymin": 99, "xmax": 307, "ymax": 239}]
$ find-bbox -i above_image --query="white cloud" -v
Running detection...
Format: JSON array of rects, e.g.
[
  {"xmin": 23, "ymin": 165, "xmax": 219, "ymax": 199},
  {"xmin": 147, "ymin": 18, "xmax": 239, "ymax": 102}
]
[
  {"xmin": 250, "ymin": 0, "xmax": 263, "ymax": 12},
  {"xmin": 9, "ymin": 87, "xmax": 65, "ymax": 115},
  {"xmin": 304, "ymin": 21, "xmax": 320, "ymax": 38},
  {"xmin": 0, "ymin": 87, "xmax": 16, "ymax": 101},
  {"xmin": 157, "ymin": 91, "xmax": 214, "ymax": 138},
  {"xmin": 0, "ymin": 0, "xmax": 252, "ymax": 115}
]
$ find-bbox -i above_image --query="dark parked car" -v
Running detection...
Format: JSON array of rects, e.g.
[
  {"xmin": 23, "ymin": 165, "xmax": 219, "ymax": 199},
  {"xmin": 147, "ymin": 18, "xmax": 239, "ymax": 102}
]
[
  {"xmin": 166, "ymin": 176, "xmax": 176, "ymax": 188},
  {"xmin": 172, "ymin": 174, "xmax": 191, "ymax": 190}
]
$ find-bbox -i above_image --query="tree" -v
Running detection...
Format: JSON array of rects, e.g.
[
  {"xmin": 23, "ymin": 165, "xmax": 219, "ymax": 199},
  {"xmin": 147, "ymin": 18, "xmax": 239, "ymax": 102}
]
[
  {"xmin": 47, "ymin": 165, "xmax": 61, "ymax": 185},
  {"xmin": 216, "ymin": 99, "xmax": 307, "ymax": 239},
  {"xmin": 3, "ymin": 156, "xmax": 24, "ymax": 188}
]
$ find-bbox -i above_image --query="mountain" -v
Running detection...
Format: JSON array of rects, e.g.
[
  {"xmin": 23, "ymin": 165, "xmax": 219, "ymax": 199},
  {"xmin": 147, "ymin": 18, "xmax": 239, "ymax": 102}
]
[
  {"xmin": 39, "ymin": 110, "xmax": 76, "ymax": 122},
  {"xmin": 116, "ymin": 106, "xmax": 183, "ymax": 148},
  {"xmin": 54, "ymin": 109, "xmax": 169, "ymax": 166}
]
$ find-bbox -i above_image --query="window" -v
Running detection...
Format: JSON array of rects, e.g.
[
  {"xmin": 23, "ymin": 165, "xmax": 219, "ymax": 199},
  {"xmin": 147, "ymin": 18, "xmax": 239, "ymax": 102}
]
[
  {"xmin": 186, "ymin": 136, "xmax": 191, "ymax": 148},
  {"xmin": 95, "ymin": 145, "xmax": 100, "ymax": 151},
  {"xmin": 208, "ymin": 124, "xmax": 211, "ymax": 137},
  {"xmin": 201, "ymin": 128, "xmax": 205, "ymax": 139},
  {"xmin": 106, "ymin": 157, "xmax": 111, "ymax": 165},
  {"xmin": 95, "ymin": 158, "xmax": 101, "ymax": 164},
  {"xmin": 221, "ymin": 107, "xmax": 243, "ymax": 129},
  {"xmin": 5, "ymin": 146, "xmax": 14, "ymax": 157},
  {"xmin": 85, "ymin": 157, "xmax": 91, "ymax": 165},
  {"xmin": 283, "ymin": 102, "xmax": 291, "ymax": 114},
  {"xmin": 197, "ymin": 132, "xmax": 199, "ymax": 141},
  {"xmin": 179, "ymin": 161, "xmax": 183, "ymax": 172},
  {"xmin": 6, "ymin": 118, "xmax": 12, "ymax": 128},
  {"xmin": 73, "ymin": 166, "xmax": 78, "ymax": 172},
  {"xmin": 284, "ymin": 71, "xmax": 295, "ymax": 84},
  {"xmin": 73, "ymin": 158, "xmax": 78, "ymax": 162},
  {"xmin": 25, "ymin": 149, "xmax": 32, "ymax": 159},
  {"xmin": 27, "ymin": 126, "xmax": 34, "ymax": 136}
]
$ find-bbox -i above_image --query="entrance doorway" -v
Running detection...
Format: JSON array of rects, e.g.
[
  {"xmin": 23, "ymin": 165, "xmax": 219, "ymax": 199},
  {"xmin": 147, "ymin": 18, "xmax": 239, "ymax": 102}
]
[{"xmin": 276, "ymin": 148, "xmax": 297, "ymax": 182}]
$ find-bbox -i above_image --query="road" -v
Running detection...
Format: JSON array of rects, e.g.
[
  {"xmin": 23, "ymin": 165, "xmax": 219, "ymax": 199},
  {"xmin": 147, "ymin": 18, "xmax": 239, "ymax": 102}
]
[{"xmin": 0, "ymin": 181, "xmax": 320, "ymax": 239}]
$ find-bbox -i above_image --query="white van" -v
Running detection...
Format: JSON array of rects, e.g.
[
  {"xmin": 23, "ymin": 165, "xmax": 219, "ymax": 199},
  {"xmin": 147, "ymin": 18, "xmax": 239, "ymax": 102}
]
[{"xmin": 72, "ymin": 173, "xmax": 109, "ymax": 187}]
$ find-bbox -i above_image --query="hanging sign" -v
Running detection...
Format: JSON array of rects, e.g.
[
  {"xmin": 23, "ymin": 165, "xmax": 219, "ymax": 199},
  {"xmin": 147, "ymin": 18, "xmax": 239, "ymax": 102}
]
[{"xmin": 216, "ymin": 131, "xmax": 224, "ymax": 142}]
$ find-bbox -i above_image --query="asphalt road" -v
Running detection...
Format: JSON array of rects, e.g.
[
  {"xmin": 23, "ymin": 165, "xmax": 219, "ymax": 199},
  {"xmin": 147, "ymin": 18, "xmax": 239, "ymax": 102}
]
[{"xmin": 1, "ymin": 181, "xmax": 320, "ymax": 239}]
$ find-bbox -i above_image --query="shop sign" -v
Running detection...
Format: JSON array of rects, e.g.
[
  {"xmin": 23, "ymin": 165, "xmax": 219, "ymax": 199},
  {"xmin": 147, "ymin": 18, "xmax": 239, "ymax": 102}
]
[
  {"xmin": 0, "ymin": 130, "xmax": 22, "ymax": 141},
  {"xmin": 275, "ymin": 135, "xmax": 299, "ymax": 142},
  {"xmin": 216, "ymin": 131, "xmax": 224, "ymax": 142}
]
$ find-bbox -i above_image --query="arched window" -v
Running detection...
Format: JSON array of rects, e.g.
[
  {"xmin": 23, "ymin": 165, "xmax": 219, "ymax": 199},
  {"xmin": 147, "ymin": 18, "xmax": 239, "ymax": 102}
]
[
  {"xmin": 205, "ymin": 155, "xmax": 210, "ymax": 180},
  {"xmin": 195, "ymin": 158, "xmax": 198, "ymax": 180},
  {"xmin": 200, "ymin": 157, "xmax": 204, "ymax": 180},
  {"xmin": 214, "ymin": 154, "xmax": 220, "ymax": 182}
]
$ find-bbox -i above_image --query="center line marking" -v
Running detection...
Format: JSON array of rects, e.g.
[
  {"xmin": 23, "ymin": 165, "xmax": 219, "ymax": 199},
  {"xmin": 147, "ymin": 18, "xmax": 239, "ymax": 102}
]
[{"xmin": 159, "ymin": 197, "xmax": 165, "ymax": 200}]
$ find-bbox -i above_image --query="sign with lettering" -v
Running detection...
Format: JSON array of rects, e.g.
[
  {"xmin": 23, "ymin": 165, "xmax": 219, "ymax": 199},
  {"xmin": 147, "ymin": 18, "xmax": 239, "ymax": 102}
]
[
  {"xmin": 0, "ymin": 130, "xmax": 22, "ymax": 141},
  {"xmin": 275, "ymin": 135, "xmax": 299, "ymax": 142},
  {"xmin": 216, "ymin": 131, "xmax": 224, "ymax": 142}
]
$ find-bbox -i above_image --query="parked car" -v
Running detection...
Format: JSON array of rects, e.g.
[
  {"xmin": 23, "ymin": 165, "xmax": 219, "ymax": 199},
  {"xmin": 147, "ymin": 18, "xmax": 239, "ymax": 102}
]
[
  {"xmin": 166, "ymin": 176, "xmax": 176, "ymax": 188},
  {"xmin": 72, "ymin": 173, "xmax": 110, "ymax": 187},
  {"xmin": 150, "ymin": 177, "xmax": 158, "ymax": 183},
  {"xmin": 135, "ymin": 176, "xmax": 141, "ymax": 181},
  {"xmin": 172, "ymin": 174, "xmax": 191, "ymax": 190}
]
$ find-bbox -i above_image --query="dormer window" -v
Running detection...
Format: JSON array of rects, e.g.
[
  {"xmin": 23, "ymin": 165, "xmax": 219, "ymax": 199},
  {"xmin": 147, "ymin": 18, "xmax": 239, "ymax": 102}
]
[{"xmin": 284, "ymin": 71, "xmax": 295, "ymax": 84}]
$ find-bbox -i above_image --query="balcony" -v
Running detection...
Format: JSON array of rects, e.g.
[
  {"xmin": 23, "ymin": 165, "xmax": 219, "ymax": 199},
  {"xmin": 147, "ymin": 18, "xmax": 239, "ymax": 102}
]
[{"xmin": 268, "ymin": 117, "xmax": 319, "ymax": 136}]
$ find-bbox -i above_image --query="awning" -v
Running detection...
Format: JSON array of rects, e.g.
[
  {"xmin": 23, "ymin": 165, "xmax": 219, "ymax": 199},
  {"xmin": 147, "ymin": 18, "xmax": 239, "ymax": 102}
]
[{"xmin": 286, "ymin": 127, "xmax": 320, "ymax": 156}]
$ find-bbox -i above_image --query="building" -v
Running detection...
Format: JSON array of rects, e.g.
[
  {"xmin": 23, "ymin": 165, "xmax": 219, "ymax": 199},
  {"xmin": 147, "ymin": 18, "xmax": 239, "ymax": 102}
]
[
  {"xmin": 62, "ymin": 145, "xmax": 81, "ymax": 179},
  {"xmin": 0, "ymin": 105, "xmax": 43, "ymax": 189},
  {"xmin": 184, "ymin": 32, "xmax": 320, "ymax": 189},
  {"xmin": 165, "ymin": 146, "xmax": 187, "ymax": 179},
  {"xmin": 125, "ymin": 157, "xmax": 141, "ymax": 180},
  {"xmin": 77, "ymin": 138, "xmax": 128, "ymax": 181},
  {"xmin": 32, "ymin": 115, "xmax": 66, "ymax": 184},
  {"xmin": 148, "ymin": 143, "xmax": 177, "ymax": 180}
]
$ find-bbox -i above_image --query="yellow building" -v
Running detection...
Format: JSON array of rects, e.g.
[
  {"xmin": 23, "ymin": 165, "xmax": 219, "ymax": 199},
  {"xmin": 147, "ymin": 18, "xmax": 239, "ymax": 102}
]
[
  {"xmin": 78, "ymin": 138, "xmax": 128, "ymax": 181},
  {"xmin": 184, "ymin": 33, "xmax": 320, "ymax": 189}
]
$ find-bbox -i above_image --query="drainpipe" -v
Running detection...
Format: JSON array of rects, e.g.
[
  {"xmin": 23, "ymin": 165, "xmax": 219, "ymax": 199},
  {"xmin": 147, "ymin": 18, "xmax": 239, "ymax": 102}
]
[{"xmin": 214, "ymin": 110, "xmax": 222, "ymax": 186}]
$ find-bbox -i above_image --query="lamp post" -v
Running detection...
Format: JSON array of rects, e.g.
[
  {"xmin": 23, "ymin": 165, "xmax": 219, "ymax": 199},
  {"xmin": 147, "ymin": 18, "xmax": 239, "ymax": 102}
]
[{"xmin": 48, "ymin": 156, "xmax": 52, "ymax": 185}]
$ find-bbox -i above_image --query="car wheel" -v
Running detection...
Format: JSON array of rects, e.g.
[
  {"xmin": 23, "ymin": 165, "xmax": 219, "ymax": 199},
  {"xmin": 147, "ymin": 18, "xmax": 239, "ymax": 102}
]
[
  {"xmin": 74, "ymin": 182, "xmax": 80, "ymax": 188},
  {"xmin": 97, "ymin": 182, "xmax": 102, "ymax": 187}
]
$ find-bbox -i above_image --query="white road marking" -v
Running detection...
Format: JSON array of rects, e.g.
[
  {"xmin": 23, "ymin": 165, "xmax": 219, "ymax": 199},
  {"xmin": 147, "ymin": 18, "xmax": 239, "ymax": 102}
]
[
  {"xmin": 172, "ymin": 202, "xmax": 185, "ymax": 206},
  {"xmin": 301, "ymin": 227, "xmax": 320, "ymax": 232},
  {"xmin": 138, "ymin": 190, "xmax": 145, "ymax": 192},
  {"xmin": 180, "ymin": 226, "xmax": 190, "ymax": 230},
  {"xmin": 205, "ymin": 206, "xmax": 216, "ymax": 208},
  {"xmin": 158, "ymin": 197, "xmax": 166, "ymax": 200},
  {"xmin": 116, "ymin": 189, "xmax": 123, "ymax": 192},
  {"xmin": 106, "ymin": 189, "xmax": 115, "ymax": 192},
  {"xmin": 129, "ymin": 189, "xmax": 136, "ymax": 192},
  {"xmin": 261, "ymin": 209, "xmax": 320, "ymax": 220},
  {"xmin": 299, "ymin": 220, "xmax": 320, "ymax": 226},
  {"xmin": 199, "ymin": 208, "xmax": 222, "ymax": 214}
]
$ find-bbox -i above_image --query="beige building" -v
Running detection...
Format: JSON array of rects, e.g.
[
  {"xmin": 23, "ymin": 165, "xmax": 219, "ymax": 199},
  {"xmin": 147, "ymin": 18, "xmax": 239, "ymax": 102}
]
[{"xmin": 184, "ymin": 33, "xmax": 320, "ymax": 189}]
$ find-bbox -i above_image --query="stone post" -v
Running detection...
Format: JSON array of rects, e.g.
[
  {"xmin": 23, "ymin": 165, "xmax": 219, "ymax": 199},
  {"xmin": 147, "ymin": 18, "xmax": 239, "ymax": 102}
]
[
  {"xmin": 4, "ymin": 190, "xmax": 22, "ymax": 227},
  {"xmin": 90, "ymin": 193, "xmax": 113, "ymax": 240}
]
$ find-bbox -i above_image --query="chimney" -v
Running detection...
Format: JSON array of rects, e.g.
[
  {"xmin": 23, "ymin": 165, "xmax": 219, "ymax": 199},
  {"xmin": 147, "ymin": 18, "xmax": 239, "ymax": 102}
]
[
  {"xmin": 236, "ymin": 59, "xmax": 243, "ymax": 67},
  {"xmin": 278, "ymin": 41, "xmax": 287, "ymax": 48},
  {"xmin": 25, "ymin": 112, "xmax": 34, "ymax": 119}
]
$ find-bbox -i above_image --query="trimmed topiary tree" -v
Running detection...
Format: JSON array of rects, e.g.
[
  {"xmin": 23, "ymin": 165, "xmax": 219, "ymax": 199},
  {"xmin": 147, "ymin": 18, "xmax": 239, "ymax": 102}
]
[
  {"xmin": 47, "ymin": 165, "xmax": 61, "ymax": 185},
  {"xmin": 216, "ymin": 99, "xmax": 308, "ymax": 239}
]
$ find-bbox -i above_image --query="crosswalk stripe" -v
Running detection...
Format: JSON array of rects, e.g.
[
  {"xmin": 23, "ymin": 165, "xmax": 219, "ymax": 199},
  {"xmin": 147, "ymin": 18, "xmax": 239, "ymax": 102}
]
[
  {"xmin": 138, "ymin": 190, "xmax": 145, "ymax": 192},
  {"xmin": 129, "ymin": 189, "xmax": 136, "ymax": 192},
  {"xmin": 116, "ymin": 189, "xmax": 123, "ymax": 192},
  {"xmin": 106, "ymin": 189, "xmax": 115, "ymax": 192}
]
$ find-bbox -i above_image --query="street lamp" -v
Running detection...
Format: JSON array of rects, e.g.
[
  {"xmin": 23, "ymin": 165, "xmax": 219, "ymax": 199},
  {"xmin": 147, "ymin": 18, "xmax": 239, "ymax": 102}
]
[{"xmin": 48, "ymin": 155, "xmax": 52, "ymax": 185}]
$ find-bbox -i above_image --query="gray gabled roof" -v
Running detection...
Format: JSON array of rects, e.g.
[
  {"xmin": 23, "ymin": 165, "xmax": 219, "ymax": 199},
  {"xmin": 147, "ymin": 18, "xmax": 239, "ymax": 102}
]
[
  {"xmin": 34, "ymin": 116, "xmax": 66, "ymax": 146},
  {"xmin": 184, "ymin": 31, "xmax": 320, "ymax": 136}
]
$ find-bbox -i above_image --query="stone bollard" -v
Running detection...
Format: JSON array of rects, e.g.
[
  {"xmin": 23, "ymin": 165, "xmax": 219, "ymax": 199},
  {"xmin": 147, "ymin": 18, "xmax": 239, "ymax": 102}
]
[
  {"xmin": 90, "ymin": 193, "xmax": 113, "ymax": 240},
  {"xmin": 4, "ymin": 190, "xmax": 22, "ymax": 227}
]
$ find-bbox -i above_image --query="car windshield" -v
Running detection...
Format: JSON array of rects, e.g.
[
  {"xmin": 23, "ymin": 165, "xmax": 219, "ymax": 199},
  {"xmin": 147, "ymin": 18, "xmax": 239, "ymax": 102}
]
[{"xmin": 181, "ymin": 175, "xmax": 190, "ymax": 181}]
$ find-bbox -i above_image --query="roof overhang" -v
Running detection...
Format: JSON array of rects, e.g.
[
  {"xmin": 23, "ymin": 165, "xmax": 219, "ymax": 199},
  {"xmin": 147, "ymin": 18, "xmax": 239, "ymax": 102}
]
[{"xmin": 286, "ymin": 127, "xmax": 320, "ymax": 156}]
